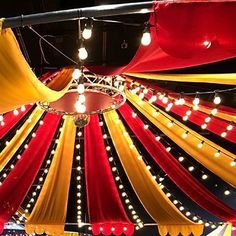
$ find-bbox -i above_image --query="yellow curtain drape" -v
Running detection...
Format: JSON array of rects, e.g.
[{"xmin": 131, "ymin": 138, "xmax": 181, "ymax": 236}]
[
  {"xmin": 61, "ymin": 232, "xmax": 79, "ymax": 236},
  {"xmin": 104, "ymin": 110, "xmax": 203, "ymax": 236},
  {"xmin": 0, "ymin": 108, "xmax": 43, "ymax": 172},
  {"xmin": 127, "ymin": 92, "xmax": 236, "ymax": 187},
  {"xmin": 224, "ymin": 224, "xmax": 232, "ymax": 236},
  {"xmin": 0, "ymin": 22, "xmax": 73, "ymax": 114},
  {"xmin": 25, "ymin": 116, "xmax": 76, "ymax": 236},
  {"xmin": 126, "ymin": 78, "xmax": 236, "ymax": 123},
  {"xmin": 126, "ymin": 72, "xmax": 236, "ymax": 85}
]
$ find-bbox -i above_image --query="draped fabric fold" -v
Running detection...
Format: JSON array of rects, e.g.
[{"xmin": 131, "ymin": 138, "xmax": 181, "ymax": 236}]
[
  {"xmin": 127, "ymin": 92, "xmax": 236, "ymax": 187},
  {"xmin": 119, "ymin": 104, "xmax": 236, "ymax": 226},
  {"xmin": 0, "ymin": 113, "xmax": 60, "ymax": 234},
  {"xmin": 89, "ymin": 1, "xmax": 236, "ymax": 75},
  {"xmin": 104, "ymin": 111, "xmax": 203, "ymax": 236},
  {"xmin": 126, "ymin": 73, "xmax": 236, "ymax": 85},
  {"xmin": 84, "ymin": 115, "xmax": 133, "ymax": 236},
  {"xmin": 25, "ymin": 116, "xmax": 76, "ymax": 236},
  {"xmin": 0, "ymin": 105, "xmax": 32, "ymax": 139},
  {"xmin": 0, "ymin": 25, "xmax": 73, "ymax": 114},
  {"xmin": 0, "ymin": 108, "xmax": 43, "ymax": 172}
]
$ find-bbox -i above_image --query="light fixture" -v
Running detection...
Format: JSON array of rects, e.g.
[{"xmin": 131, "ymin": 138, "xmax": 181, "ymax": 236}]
[
  {"xmin": 82, "ymin": 19, "xmax": 93, "ymax": 40},
  {"xmin": 213, "ymin": 92, "xmax": 221, "ymax": 105},
  {"xmin": 78, "ymin": 47, "xmax": 88, "ymax": 60},
  {"xmin": 141, "ymin": 23, "xmax": 151, "ymax": 46},
  {"xmin": 38, "ymin": 70, "xmax": 126, "ymax": 128}
]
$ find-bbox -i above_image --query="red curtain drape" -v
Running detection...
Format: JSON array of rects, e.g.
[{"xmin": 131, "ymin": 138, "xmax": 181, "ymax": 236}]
[
  {"xmin": 84, "ymin": 115, "xmax": 134, "ymax": 236},
  {"xmin": 119, "ymin": 103, "xmax": 236, "ymax": 227},
  {"xmin": 88, "ymin": 1, "xmax": 236, "ymax": 75},
  {"xmin": 0, "ymin": 113, "xmax": 60, "ymax": 233},
  {"xmin": 0, "ymin": 105, "xmax": 32, "ymax": 139}
]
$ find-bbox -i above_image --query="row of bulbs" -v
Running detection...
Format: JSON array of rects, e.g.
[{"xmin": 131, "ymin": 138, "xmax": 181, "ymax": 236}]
[
  {"xmin": 100, "ymin": 119, "xmax": 144, "ymax": 231},
  {"xmin": 129, "ymin": 83, "xmax": 234, "ymax": 140},
  {"xmin": 131, "ymin": 110, "xmax": 235, "ymax": 196},
  {"xmin": 116, "ymin": 114, "xmax": 218, "ymax": 229}
]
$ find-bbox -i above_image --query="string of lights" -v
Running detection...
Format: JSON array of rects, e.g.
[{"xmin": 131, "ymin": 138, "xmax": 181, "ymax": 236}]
[
  {"xmin": 99, "ymin": 115, "xmax": 144, "ymax": 231},
  {"xmin": 114, "ymin": 111, "xmax": 222, "ymax": 228}
]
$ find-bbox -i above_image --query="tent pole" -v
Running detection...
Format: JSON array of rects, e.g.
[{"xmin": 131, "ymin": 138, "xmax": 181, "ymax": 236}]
[{"xmin": 2, "ymin": 1, "xmax": 153, "ymax": 29}]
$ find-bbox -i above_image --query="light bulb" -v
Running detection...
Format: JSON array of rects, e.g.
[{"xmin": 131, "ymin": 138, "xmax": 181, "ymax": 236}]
[
  {"xmin": 78, "ymin": 94, "xmax": 86, "ymax": 103},
  {"xmin": 214, "ymin": 150, "xmax": 221, "ymax": 158},
  {"xmin": 77, "ymin": 84, "xmax": 85, "ymax": 94},
  {"xmin": 75, "ymin": 101, "xmax": 86, "ymax": 113},
  {"xmin": 139, "ymin": 92, "xmax": 144, "ymax": 100},
  {"xmin": 149, "ymin": 95, "xmax": 157, "ymax": 103},
  {"xmin": 230, "ymin": 160, "xmax": 236, "ymax": 167},
  {"xmin": 0, "ymin": 115, "xmax": 3, "ymax": 122},
  {"xmin": 178, "ymin": 156, "xmax": 185, "ymax": 162},
  {"xmin": 162, "ymin": 96, "xmax": 168, "ymax": 104},
  {"xmin": 205, "ymin": 116, "xmax": 211, "ymax": 123},
  {"xmin": 213, "ymin": 93, "xmax": 221, "ymax": 105},
  {"xmin": 82, "ymin": 28, "xmax": 92, "ymax": 39},
  {"xmin": 72, "ymin": 69, "xmax": 82, "ymax": 80},
  {"xmin": 21, "ymin": 105, "xmax": 26, "ymax": 112},
  {"xmin": 78, "ymin": 47, "xmax": 88, "ymax": 60},
  {"xmin": 211, "ymin": 108, "xmax": 218, "ymax": 115},
  {"xmin": 202, "ymin": 174, "xmax": 208, "ymax": 180},
  {"xmin": 224, "ymin": 190, "xmax": 230, "ymax": 195},
  {"xmin": 188, "ymin": 166, "xmax": 194, "ymax": 172},
  {"xmin": 193, "ymin": 97, "xmax": 200, "ymax": 105},
  {"xmin": 13, "ymin": 109, "xmax": 19, "ymax": 116},
  {"xmin": 141, "ymin": 32, "xmax": 151, "ymax": 46},
  {"xmin": 186, "ymin": 110, "xmax": 192, "ymax": 116},
  {"xmin": 226, "ymin": 123, "xmax": 233, "ymax": 131}
]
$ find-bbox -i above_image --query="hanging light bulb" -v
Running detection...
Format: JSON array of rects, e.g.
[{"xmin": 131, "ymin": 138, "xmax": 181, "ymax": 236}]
[
  {"xmin": 72, "ymin": 69, "xmax": 82, "ymax": 80},
  {"xmin": 193, "ymin": 95, "xmax": 200, "ymax": 106},
  {"xmin": 75, "ymin": 100, "xmax": 86, "ymax": 113},
  {"xmin": 77, "ymin": 83, "xmax": 85, "ymax": 94},
  {"xmin": 78, "ymin": 47, "xmax": 88, "ymax": 60},
  {"xmin": 78, "ymin": 94, "xmax": 86, "ymax": 103},
  {"xmin": 213, "ymin": 93, "xmax": 221, "ymax": 105},
  {"xmin": 141, "ymin": 24, "xmax": 151, "ymax": 46},
  {"xmin": 82, "ymin": 27, "xmax": 92, "ymax": 40}
]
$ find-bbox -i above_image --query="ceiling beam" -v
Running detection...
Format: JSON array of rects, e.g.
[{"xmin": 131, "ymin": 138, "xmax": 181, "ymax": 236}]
[{"xmin": 2, "ymin": 1, "xmax": 153, "ymax": 29}]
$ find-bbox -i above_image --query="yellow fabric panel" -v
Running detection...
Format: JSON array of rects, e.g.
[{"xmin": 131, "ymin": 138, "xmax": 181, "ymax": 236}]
[
  {"xmin": 62, "ymin": 232, "xmax": 79, "ymax": 236},
  {"xmin": 224, "ymin": 224, "xmax": 232, "ymax": 236},
  {"xmin": 0, "ymin": 25, "xmax": 72, "ymax": 114},
  {"xmin": 127, "ymin": 91, "xmax": 236, "ymax": 187},
  {"xmin": 126, "ymin": 77, "xmax": 236, "ymax": 123},
  {"xmin": 0, "ymin": 108, "xmax": 43, "ymax": 172},
  {"xmin": 126, "ymin": 72, "xmax": 236, "ymax": 85},
  {"xmin": 25, "ymin": 116, "xmax": 76, "ymax": 236},
  {"xmin": 104, "ymin": 111, "xmax": 203, "ymax": 236}
]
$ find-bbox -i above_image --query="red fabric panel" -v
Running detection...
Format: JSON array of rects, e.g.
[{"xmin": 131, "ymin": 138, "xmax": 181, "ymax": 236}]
[
  {"xmin": 144, "ymin": 91, "xmax": 236, "ymax": 143},
  {"xmin": 84, "ymin": 115, "xmax": 134, "ymax": 236},
  {"xmin": 0, "ymin": 113, "xmax": 60, "ymax": 232},
  {"xmin": 88, "ymin": 1, "xmax": 236, "ymax": 75},
  {"xmin": 0, "ymin": 105, "xmax": 32, "ymax": 139},
  {"xmin": 119, "ymin": 103, "xmax": 236, "ymax": 226}
]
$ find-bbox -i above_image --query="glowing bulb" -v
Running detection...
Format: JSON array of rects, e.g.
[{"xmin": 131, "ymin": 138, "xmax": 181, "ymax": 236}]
[
  {"xmin": 211, "ymin": 108, "xmax": 218, "ymax": 115},
  {"xmin": 78, "ymin": 94, "xmax": 86, "ymax": 103},
  {"xmin": 139, "ymin": 92, "xmax": 144, "ymax": 100},
  {"xmin": 13, "ymin": 109, "xmax": 19, "ymax": 116},
  {"xmin": 205, "ymin": 116, "xmax": 211, "ymax": 123},
  {"xmin": 141, "ymin": 32, "xmax": 151, "ymax": 46},
  {"xmin": 77, "ymin": 84, "xmax": 85, "ymax": 94},
  {"xmin": 82, "ymin": 28, "xmax": 92, "ymax": 40},
  {"xmin": 226, "ymin": 123, "xmax": 233, "ymax": 131},
  {"xmin": 166, "ymin": 103, "xmax": 173, "ymax": 111},
  {"xmin": 75, "ymin": 101, "xmax": 86, "ymax": 113},
  {"xmin": 197, "ymin": 142, "xmax": 204, "ymax": 149},
  {"xmin": 188, "ymin": 166, "xmax": 194, "ymax": 172},
  {"xmin": 149, "ymin": 95, "xmax": 157, "ymax": 103},
  {"xmin": 221, "ymin": 131, "xmax": 227, "ymax": 138},
  {"xmin": 132, "ymin": 112, "xmax": 137, "ymax": 118},
  {"xmin": 214, "ymin": 150, "xmax": 221, "ymax": 158},
  {"xmin": 72, "ymin": 69, "xmax": 82, "ymax": 80},
  {"xmin": 201, "ymin": 123, "xmax": 207, "ymax": 129},
  {"xmin": 213, "ymin": 93, "xmax": 221, "ymax": 105},
  {"xmin": 78, "ymin": 47, "xmax": 88, "ymax": 60},
  {"xmin": 183, "ymin": 116, "xmax": 188, "ymax": 121},
  {"xmin": 144, "ymin": 124, "xmax": 149, "ymax": 130},
  {"xmin": 182, "ymin": 131, "xmax": 189, "ymax": 139},
  {"xmin": 0, "ymin": 115, "xmax": 3, "ymax": 122},
  {"xmin": 224, "ymin": 190, "xmax": 230, "ymax": 195},
  {"xmin": 186, "ymin": 110, "xmax": 192, "ymax": 116},
  {"xmin": 203, "ymin": 40, "xmax": 211, "ymax": 48},
  {"xmin": 162, "ymin": 96, "xmax": 168, "ymax": 104},
  {"xmin": 178, "ymin": 156, "xmax": 185, "ymax": 162},
  {"xmin": 193, "ymin": 97, "xmax": 200, "ymax": 105},
  {"xmin": 21, "ymin": 105, "xmax": 26, "ymax": 112},
  {"xmin": 173, "ymin": 200, "xmax": 178, "ymax": 205},
  {"xmin": 230, "ymin": 160, "xmax": 236, "ymax": 167},
  {"xmin": 167, "ymin": 121, "xmax": 174, "ymax": 128},
  {"xmin": 202, "ymin": 174, "xmax": 208, "ymax": 180}
]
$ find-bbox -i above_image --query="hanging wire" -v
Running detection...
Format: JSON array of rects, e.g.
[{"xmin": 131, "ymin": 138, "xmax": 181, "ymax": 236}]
[{"xmin": 28, "ymin": 26, "xmax": 78, "ymax": 65}]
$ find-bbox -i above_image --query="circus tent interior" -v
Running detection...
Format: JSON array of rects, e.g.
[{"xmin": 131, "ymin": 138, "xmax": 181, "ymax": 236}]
[{"xmin": 0, "ymin": 0, "xmax": 236, "ymax": 235}]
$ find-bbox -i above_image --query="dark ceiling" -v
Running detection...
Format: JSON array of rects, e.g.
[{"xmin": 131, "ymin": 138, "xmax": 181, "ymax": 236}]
[{"xmin": 1, "ymin": 1, "xmax": 236, "ymax": 236}]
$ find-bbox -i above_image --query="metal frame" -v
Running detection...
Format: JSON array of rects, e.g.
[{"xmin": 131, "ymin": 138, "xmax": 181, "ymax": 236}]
[{"xmin": 2, "ymin": 1, "xmax": 153, "ymax": 29}]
